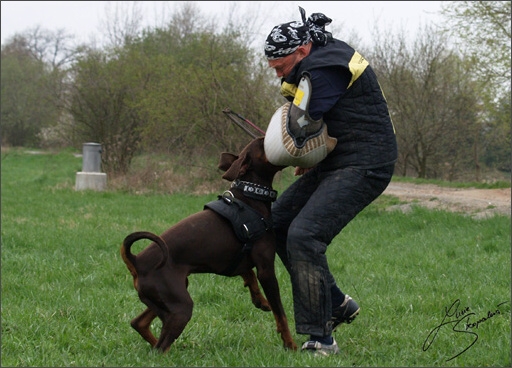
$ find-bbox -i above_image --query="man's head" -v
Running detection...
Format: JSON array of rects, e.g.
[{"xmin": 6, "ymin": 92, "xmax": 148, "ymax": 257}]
[
  {"xmin": 264, "ymin": 21, "xmax": 311, "ymax": 61},
  {"xmin": 264, "ymin": 7, "xmax": 333, "ymax": 78}
]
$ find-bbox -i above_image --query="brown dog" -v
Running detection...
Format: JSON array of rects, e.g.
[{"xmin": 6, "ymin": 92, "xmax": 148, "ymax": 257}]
[{"xmin": 120, "ymin": 137, "xmax": 297, "ymax": 353}]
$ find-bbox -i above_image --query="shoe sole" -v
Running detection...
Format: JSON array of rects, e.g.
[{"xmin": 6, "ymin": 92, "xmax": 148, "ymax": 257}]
[{"xmin": 332, "ymin": 307, "xmax": 360, "ymax": 331}]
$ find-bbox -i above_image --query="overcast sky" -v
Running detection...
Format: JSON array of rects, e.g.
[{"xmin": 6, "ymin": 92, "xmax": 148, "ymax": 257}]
[{"xmin": 1, "ymin": 1, "xmax": 444, "ymax": 47}]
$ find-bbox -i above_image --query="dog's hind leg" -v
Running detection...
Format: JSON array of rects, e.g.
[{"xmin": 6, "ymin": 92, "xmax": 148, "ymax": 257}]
[
  {"xmin": 241, "ymin": 270, "xmax": 271, "ymax": 312},
  {"xmin": 154, "ymin": 278, "xmax": 194, "ymax": 353},
  {"xmin": 131, "ymin": 308, "xmax": 158, "ymax": 347}
]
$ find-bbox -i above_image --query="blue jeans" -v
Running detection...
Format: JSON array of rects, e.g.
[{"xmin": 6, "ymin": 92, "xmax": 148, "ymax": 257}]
[{"xmin": 272, "ymin": 165, "xmax": 394, "ymax": 337}]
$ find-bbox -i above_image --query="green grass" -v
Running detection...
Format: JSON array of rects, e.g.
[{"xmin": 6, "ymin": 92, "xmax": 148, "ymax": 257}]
[{"xmin": 1, "ymin": 149, "xmax": 510, "ymax": 367}]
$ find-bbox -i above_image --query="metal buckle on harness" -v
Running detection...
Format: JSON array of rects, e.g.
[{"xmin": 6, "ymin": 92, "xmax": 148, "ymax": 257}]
[
  {"xmin": 222, "ymin": 190, "xmax": 234, "ymax": 204},
  {"xmin": 243, "ymin": 224, "xmax": 251, "ymax": 238}
]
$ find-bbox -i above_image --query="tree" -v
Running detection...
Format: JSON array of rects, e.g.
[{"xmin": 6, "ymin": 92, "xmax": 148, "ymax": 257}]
[
  {"xmin": 369, "ymin": 25, "xmax": 481, "ymax": 180},
  {"xmin": 132, "ymin": 2, "xmax": 278, "ymax": 156},
  {"xmin": 1, "ymin": 36, "xmax": 58, "ymax": 146},
  {"xmin": 133, "ymin": 26, "xmax": 277, "ymax": 157},
  {"xmin": 68, "ymin": 48, "xmax": 147, "ymax": 175},
  {"xmin": 441, "ymin": 1, "xmax": 511, "ymax": 176},
  {"xmin": 98, "ymin": 1, "xmax": 144, "ymax": 49},
  {"xmin": 13, "ymin": 26, "xmax": 80, "ymax": 69},
  {"xmin": 441, "ymin": 1, "xmax": 511, "ymax": 88},
  {"xmin": 67, "ymin": 3, "xmax": 278, "ymax": 175},
  {"xmin": 1, "ymin": 28, "xmax": 82, "ymax": 147}
]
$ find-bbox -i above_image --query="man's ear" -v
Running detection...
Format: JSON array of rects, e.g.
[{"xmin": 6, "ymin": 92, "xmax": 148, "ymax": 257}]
[{"xmin": 297, "ymin": 42, "xmax": 312, "ymax": 58}]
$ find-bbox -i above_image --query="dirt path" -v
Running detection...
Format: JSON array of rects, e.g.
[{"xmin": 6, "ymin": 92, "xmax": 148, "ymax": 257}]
[{"xmin": 383, "ymin": 182, "xmax": 511, "ymax": 218}]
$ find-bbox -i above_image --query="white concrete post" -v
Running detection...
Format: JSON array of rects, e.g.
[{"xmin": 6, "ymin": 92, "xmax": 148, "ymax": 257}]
[{"xmin": 75, "ymin": 142, "xmax": 107, "ymax": 191}]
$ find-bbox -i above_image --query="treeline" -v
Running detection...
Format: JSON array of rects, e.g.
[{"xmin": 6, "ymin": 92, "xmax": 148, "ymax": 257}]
[{"xmin": 1, "ymin": 1, "xmax": 510, "ymax": 181}]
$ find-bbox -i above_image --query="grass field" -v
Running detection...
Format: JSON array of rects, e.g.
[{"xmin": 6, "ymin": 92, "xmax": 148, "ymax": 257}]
[{"xmin": 1, "ymin": 148, "xmax": 510, "ymax": 367}]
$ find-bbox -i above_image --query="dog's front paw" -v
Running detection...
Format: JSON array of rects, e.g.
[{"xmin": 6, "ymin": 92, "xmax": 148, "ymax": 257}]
[
  {"xmin": 285, "ymin": 340, "xmax": 298, "ymax": 351},
  {"xmin": 253, "ymin": 297, "xmax": 272, "ymax": 312}
]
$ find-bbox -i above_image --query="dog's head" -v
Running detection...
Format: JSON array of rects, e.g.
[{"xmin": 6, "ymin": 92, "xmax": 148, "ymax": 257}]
[{"xmin": 218, "ymin": 137, "xmax": 287, "ymax": 182}]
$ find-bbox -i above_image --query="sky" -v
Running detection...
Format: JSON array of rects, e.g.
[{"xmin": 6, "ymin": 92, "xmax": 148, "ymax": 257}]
[{"xmin": 1, "ymin": 1, "xmax": 444, "ymax": 47}]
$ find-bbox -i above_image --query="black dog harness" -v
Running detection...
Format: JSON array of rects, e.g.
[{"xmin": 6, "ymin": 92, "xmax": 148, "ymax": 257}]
[{"xmin": 204, "ymin": 183, "xmax": 276, "ymax": 276}]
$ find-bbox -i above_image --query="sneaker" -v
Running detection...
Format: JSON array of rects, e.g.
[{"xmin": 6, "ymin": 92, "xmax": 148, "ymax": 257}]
[
  {"xmin": 331, "ymin": 295, "xmax": 360, "ymax": 331},
  {"xmin": 301, "ymin": 338, "xmax": 340, "ymax": 356}
]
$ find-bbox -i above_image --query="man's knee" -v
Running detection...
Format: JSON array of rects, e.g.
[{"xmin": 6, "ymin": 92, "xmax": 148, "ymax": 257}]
[{"xmin": 287, "ymin": 222, "xmax": 326, "ymax": 261}]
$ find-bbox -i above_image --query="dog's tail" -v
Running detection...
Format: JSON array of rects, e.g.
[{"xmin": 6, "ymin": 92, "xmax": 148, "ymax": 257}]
[{"xmin": 120, "ymin": 231, "xmax": 169, "ymax": 282}]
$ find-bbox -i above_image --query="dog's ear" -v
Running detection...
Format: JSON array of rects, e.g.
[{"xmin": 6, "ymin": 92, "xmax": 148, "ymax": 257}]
[
  {"xmin": 219, "ymin": 151, "xmax": 250, "ymax": 181},
  {"xmin": 218, "ymin": 153, "xmax": 237, "ymax": 172}
]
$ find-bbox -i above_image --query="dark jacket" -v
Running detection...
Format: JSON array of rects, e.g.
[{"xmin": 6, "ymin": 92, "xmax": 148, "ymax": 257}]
[{"xmin": 282, "ymin": 39, "xmax": 398, "ymax": 170}]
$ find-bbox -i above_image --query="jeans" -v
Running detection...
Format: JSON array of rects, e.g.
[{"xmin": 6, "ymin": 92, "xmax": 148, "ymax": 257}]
[{"xmin": 272, "ymin": 164, "xmax": 394, "ymax": 336}]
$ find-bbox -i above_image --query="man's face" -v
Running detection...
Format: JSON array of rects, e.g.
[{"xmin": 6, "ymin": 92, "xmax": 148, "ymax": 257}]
[{"xmin": 267, "ymin": 51, "xmax": 302, "ymax": 79}]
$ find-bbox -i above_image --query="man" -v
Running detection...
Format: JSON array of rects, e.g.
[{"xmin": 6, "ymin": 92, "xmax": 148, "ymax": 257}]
[{"xmin": 263, "ymin": 7, "xmax": 398, "ymax": 356}]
